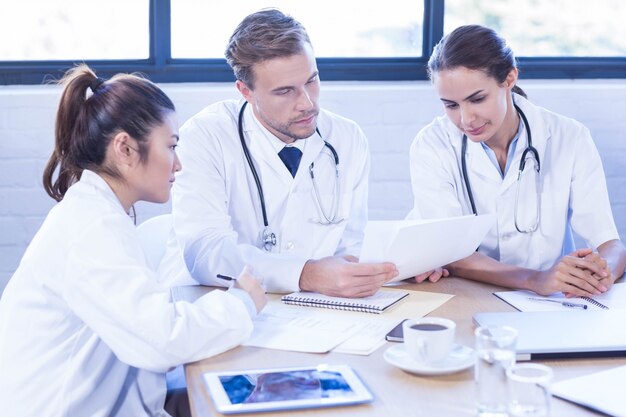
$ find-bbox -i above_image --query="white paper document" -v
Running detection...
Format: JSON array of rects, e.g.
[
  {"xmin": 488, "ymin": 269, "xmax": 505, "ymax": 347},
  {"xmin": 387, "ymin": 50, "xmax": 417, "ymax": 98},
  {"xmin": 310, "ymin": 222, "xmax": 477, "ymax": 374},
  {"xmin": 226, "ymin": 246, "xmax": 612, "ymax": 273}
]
[
  {"xmin": 243, "ymin": 302, "xmax": 367, "ymax": 353},
  {"xmin": 360, "ymin": 214, "xmax": 495, "ymax": 281},
  {"xmin": 495, "ymin": 282, "xmax": 626, "ymax": 312},
  {"xmin": 552, "ymin": 365, "xmax": 626, "ymax": 417},
  {"xmin": 171, "ymin": 287, "xmax": 454, "ymax": 355}
]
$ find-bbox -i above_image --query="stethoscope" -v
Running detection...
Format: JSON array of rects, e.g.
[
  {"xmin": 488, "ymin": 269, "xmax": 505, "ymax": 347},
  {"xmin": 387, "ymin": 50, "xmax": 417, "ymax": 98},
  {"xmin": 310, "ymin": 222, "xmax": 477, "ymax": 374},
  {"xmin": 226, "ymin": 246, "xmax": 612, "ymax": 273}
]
[
  {"xmin": 238, "ymin": 101, "xmax": 343, "ymax": 251},
  {"xmin": 461, "ymin": 103, "xmax": 541, "ymax": 233}
]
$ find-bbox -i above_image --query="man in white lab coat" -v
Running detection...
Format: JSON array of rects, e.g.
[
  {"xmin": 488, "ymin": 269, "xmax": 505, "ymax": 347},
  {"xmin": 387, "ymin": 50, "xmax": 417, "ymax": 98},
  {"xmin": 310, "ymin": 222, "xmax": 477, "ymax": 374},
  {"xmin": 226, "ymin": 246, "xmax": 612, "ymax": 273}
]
[{"xmin": 159, "ymin": 9, "xmax": 398, "ymax": 297}]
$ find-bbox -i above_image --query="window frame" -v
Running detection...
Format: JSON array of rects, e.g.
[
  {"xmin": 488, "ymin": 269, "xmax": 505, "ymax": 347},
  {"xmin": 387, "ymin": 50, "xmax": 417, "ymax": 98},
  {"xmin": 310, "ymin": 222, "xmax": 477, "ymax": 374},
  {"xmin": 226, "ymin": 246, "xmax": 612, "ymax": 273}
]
[{"xmin": 0, "ymin": 0, "xmax": 625, "ymax": 85}]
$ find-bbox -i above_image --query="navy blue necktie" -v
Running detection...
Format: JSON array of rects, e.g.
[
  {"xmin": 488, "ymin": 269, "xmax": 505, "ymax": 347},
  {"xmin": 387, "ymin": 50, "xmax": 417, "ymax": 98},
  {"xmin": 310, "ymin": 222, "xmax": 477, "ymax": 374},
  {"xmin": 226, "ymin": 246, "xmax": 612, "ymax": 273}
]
[{"xmin": 278, "ymin": 146, "xmax": 302, "ymax": 177}]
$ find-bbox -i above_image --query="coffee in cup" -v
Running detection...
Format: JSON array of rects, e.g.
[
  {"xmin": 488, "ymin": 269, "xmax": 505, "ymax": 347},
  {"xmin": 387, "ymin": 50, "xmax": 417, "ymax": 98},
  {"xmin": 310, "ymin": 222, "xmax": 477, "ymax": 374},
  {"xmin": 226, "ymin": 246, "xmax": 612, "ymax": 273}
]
[{"xmin": 402, "ymin": 317, "xmax": 456, "ymax": 363}]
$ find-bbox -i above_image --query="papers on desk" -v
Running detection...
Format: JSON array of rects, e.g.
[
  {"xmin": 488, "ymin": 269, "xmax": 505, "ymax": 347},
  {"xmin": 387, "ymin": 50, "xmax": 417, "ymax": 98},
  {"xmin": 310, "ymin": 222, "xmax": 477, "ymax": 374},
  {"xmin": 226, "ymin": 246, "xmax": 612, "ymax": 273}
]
[
  {"xmin": 247, "ymin": 289, "xmax": 454, "ymax": 355},
  {"xmin": 243, "ymin": 302, "xmax": 367, "ymax": 353},
  {"xmin": 360, "ymin": 214, "xmax": 495, "ymax": 282},
  {"xmin": 170, "ymin": 285, "xmax": 453, "ymax": 355},
  {"xmin": 495, "ymin": 282, "xmax": 626, "ymax": 311},
  {"xmin": 552, "ymin": 365, "xmax": 626, "ymax": 417}
]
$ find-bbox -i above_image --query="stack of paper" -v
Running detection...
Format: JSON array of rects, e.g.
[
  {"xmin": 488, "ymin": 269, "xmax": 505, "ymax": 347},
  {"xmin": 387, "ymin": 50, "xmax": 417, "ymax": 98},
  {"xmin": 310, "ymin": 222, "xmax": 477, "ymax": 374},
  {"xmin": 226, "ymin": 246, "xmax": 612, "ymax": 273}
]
[
  {"xmin": 171, "ymin": 285, "xmax": 454, "ymax": 355},
  {"xmin": 494, "ymin": 282, "xmax": 626, "ymax": 312},
  {"xmin": 360, "ymin": 214, "xmax": 495, "ymax": 281},
  {"xmin": 552, "ymin": 365, "xmax": 626, "ymax": 416}
]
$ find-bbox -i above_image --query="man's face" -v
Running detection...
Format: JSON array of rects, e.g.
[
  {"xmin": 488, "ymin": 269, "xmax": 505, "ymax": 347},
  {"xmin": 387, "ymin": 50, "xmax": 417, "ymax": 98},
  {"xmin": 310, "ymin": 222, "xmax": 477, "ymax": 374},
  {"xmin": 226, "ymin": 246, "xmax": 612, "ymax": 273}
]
[{"xmin": 237, "ymin": 42, "xmax": 320, "ymax": 144}]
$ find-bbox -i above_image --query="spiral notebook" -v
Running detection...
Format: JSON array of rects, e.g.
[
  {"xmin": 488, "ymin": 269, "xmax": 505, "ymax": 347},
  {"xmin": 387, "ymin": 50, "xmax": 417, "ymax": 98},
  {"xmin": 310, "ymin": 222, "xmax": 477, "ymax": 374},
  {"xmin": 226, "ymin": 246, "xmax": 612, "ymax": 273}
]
[
  {"xmin": 494, "ymin": 282, "xmax": 626, "ymax": 312},
  {"xmin": 281, "ymin": 289, "xmax": 409, "ymax": 314}
]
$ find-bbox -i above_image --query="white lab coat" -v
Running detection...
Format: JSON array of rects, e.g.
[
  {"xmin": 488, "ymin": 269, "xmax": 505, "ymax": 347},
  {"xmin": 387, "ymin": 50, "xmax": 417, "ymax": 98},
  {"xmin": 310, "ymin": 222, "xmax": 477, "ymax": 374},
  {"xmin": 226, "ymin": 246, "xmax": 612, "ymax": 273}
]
[
  {"xmin": 159, "ymin": 99, "xmax": 370, "ymax": 292},
  {"xmin": 408, "ymin": 94, "xmax": 619, "ymax": 271},
  {"xmin": 0, "ymin": 170, "xmax": 253, "ymax": 417}
]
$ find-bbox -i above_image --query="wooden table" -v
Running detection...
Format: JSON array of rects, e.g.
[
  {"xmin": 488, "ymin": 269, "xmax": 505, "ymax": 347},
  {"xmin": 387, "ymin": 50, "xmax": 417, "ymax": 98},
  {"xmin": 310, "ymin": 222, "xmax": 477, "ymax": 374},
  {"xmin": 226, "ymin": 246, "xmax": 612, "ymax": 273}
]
[{"xmin": 186, "ymin": 278, "xmax": 620, "ymax": 416}]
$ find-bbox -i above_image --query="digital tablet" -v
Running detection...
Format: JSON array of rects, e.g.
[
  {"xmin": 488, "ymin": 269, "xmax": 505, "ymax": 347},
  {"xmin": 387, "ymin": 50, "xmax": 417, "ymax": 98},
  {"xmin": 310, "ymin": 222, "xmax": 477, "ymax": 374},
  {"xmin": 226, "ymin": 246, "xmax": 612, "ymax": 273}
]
[{"xmin": 203, "ymin": 364, "xmax": 374, "ymax": 414}]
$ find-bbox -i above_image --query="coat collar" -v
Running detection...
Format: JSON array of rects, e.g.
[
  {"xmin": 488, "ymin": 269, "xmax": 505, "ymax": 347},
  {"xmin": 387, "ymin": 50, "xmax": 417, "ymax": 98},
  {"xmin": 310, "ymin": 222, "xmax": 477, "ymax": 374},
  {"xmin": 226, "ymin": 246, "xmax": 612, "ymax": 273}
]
[
  {"xmin": 78, "ymin": 169, "xmax": 128, "ymax": 214},
  {"xmin": 242, "ymin": 104, "xmax": 325, "ymax": 183},
  {"xmin": 458, "ymin": 94, "xmax": 551, "ymax": 192}
]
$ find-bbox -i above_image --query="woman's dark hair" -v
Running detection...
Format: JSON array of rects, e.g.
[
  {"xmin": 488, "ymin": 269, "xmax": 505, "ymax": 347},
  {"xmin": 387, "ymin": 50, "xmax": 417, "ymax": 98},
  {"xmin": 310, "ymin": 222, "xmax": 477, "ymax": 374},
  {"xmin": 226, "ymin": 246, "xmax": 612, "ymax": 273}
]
[
  {"xmin": 428, "ymin": 25, "xmax": 527, "ymax": 98},
  {"xmin": 43, "ymin": 64, "xmax": 175, "ymax": 201}
]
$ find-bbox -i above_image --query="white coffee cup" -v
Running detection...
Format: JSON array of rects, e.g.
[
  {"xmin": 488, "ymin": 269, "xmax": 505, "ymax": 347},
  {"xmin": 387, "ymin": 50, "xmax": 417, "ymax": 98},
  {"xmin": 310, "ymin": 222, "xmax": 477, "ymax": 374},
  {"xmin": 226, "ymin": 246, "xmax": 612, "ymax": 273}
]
[{"xmin": 402, "ymin": 317, "xmax": 456, "ymax": 364}]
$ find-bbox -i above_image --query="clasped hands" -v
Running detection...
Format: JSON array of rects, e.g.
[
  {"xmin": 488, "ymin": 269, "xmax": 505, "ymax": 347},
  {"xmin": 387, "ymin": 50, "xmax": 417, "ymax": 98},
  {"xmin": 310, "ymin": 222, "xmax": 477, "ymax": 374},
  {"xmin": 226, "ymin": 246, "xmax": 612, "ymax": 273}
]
[{"xmin": 535, "ymin": 248, "xmax": 613, "ymax": 297}]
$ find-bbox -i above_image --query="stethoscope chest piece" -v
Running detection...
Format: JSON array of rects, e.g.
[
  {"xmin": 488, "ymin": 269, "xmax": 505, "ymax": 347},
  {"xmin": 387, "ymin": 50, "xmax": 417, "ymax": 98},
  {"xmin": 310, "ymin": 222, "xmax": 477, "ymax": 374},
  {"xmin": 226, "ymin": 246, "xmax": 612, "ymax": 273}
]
[
  {"xmin": 261, "ymin": 227, "xmax": 277, "ymax": 251},
  {"xmin": 238, "ymin": 101, "xmax": 343, "ymax": 252}
]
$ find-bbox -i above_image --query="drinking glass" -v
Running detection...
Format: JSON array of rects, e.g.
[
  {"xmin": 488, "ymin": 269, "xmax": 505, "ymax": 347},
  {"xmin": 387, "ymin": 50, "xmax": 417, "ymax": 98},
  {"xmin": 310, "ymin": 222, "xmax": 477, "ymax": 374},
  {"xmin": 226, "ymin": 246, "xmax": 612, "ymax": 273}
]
[
  {"xmin": 507, "ymin": 363, "xmax": 553, "ymax": 417},
  {"xmin": 475, "ymin": 325, "xmax": 518, "ymax": 417}
]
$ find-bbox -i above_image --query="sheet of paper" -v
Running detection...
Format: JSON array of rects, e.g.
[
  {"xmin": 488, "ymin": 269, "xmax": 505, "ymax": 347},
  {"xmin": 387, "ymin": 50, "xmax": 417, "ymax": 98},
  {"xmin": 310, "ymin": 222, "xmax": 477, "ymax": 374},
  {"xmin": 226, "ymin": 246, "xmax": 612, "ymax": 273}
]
[
  {"xmin": 294, "ymin": 289, "xmax": 454, "ymax": 355},
  {"xmin": 552, "ymin": 365, "xmax": 626, "ymax": 417},
  {"xmin": 331, "ymin": 319, "xmax": 398, "ymax": 355},
  {"xmin": 171, "ymin": 287, "xmax": 454, "ymax": 355},
  {"xmin": 243, "ymin": 301, "xmax": 367, "ymax": 353},
  {"xmin": 495, "ymin": 282, "xmax": 626, "ymax": 312},
  {"xmin": 360, "ymin": 214, "xmax": 495, "ymax": 281}
]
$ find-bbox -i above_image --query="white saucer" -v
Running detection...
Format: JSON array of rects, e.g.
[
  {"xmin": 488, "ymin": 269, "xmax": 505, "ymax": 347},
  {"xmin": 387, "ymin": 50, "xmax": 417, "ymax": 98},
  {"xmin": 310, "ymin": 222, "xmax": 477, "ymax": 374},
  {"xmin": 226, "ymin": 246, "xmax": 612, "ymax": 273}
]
[{"xmin": 383, "ymin": 343, "xmax": 475, "ymax": 376}]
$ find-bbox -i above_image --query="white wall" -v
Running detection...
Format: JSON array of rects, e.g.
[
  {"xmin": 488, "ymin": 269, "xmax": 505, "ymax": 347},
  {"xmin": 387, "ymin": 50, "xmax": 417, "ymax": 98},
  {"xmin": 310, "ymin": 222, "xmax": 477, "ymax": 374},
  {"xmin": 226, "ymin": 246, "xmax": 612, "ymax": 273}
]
[{"xmin": 1, "ymin": 79, "xmax": 625, "ymax": 293}]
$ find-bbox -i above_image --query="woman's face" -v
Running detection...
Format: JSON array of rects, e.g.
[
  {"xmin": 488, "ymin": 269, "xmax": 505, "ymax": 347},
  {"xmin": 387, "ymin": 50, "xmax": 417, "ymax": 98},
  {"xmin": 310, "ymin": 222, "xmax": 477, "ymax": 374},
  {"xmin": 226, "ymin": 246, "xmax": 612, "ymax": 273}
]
[
  {"xmin": 133, "ymin": 111, "xmax": 181, "ymax": 204},
  {"xmin": 432, "ymin": 67, "xmax": 516, "ymax": 146}
]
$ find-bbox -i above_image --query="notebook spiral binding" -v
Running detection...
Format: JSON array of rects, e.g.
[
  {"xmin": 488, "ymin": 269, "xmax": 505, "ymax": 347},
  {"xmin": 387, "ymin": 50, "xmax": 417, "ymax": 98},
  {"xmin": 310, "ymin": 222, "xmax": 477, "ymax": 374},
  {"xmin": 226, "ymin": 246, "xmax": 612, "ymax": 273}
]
[
  {"xmin": 281, "ymin": 299, "xmax": 385, "ymax": 314},
  {"xmin": 580, "ymin": 297, "xmax": 609, "ymax": 310}
]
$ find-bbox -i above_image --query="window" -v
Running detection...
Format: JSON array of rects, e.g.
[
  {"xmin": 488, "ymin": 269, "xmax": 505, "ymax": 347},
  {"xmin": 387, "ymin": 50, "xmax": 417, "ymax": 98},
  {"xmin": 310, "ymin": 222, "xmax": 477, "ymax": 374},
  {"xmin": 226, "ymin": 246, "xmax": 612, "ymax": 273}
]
[
  {"xmin": 171, "ymin": 0, "xmax": 423, "ymax": 58},
  {"xmin": 0, "ymin": 0, "xmax": 624, "ymax": 85},
  {"xmin": 445, "ymin": 0, "xmax": 626, "ymax": 57},
  {"xmin": 0, "ymin": 0, "xmax": 149, "ymax": 61}
]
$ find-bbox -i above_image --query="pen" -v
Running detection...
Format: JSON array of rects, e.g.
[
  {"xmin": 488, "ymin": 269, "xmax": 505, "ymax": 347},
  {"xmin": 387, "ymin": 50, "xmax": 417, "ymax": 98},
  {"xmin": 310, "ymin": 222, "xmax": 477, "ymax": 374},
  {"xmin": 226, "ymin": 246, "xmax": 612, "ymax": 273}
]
[
  {"xmin": 216, "ymin": 274, "xmax": 235, "ymax": 281},
  {"xmin": 527, "ymin": 297, "xmax": 588, "ymax": 310}
]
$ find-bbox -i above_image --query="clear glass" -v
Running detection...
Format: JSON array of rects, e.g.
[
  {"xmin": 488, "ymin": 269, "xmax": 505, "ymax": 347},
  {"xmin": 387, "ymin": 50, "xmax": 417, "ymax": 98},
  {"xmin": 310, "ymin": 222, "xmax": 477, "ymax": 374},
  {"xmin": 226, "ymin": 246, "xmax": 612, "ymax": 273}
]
[
  {"xmin": 475, "ymin": 326, "xmax": 518, "ymax": 417},
  {"xmin": 171, "ymin": 0, "xmax": 423, "ymax": 58},
  {"xmin": 445, "ymin": 0, "xmax": 626, "ymax": 57},
  {"xmin": 0, "ymin": 0, "xmax": 149, "ymax": 61},
  {"xmin": 507, "ymin": 363, "xmax": 553, "ymax": 417}
]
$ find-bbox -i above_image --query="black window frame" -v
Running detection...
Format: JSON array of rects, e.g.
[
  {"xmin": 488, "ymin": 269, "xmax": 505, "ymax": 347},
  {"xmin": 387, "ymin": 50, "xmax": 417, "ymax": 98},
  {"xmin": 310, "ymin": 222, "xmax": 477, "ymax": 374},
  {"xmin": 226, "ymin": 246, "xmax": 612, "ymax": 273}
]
[{"xmin": 1, "ymin": 0, "xmax": 625, "ymax": 85}]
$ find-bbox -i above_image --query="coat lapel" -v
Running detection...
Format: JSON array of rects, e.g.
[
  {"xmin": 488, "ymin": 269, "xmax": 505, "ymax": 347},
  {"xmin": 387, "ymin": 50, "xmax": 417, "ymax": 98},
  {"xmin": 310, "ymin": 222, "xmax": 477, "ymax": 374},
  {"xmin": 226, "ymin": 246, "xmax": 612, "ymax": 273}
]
[{"xmin": 500, "ymin": 96, "xmax": 550, "ymax": 193}]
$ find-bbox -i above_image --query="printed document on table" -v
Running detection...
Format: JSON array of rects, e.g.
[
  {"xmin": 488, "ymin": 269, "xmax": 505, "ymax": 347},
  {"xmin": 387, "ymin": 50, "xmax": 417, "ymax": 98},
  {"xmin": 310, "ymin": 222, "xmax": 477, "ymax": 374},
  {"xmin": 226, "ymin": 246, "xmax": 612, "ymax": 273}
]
[
  {"xmin": 171, "ymin": 288, "xmax": 454, "ymax": 355},
  {"xmin": 360, "ymin": 214, "xmax": 495, "ymax": 282},
  {"xmin": 243, "ymin": 301, "xmax": 367, "ymax": 353},
  {"xmin": 495, "ymin": 282, "xmax": 626, "ymax": 312},
  {"xmin": 552, "ymin": 365, "xmax": 626, "ymax": 417}
]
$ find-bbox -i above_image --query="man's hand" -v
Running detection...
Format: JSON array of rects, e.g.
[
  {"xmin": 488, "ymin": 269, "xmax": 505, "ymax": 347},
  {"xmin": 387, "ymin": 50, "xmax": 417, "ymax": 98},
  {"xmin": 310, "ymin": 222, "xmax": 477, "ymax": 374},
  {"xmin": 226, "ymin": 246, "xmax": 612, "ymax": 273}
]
[{"xmin": 299, "ymin": 255, "xmax": 398, "ymax": 298}]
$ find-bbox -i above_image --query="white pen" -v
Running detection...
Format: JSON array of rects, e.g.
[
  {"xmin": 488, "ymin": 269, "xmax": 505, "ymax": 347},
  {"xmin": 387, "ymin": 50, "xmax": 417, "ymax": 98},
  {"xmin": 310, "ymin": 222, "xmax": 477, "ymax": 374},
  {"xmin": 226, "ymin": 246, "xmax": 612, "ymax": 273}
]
[{"xmin": 527, "ymin": 297, "xmax": 588, "ymax": 310}]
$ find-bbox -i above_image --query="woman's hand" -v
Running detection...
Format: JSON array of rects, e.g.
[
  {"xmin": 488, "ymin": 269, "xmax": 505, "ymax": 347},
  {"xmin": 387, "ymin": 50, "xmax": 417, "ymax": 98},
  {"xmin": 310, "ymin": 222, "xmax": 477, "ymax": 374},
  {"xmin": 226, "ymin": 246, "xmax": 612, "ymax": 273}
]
[
  {"xmin": 412, "ymin": 267, "xmax": 450, "ymax": 283},
  {"xmin": 531, "ymin": 249, "xmax": 610, "ymax": 297},
  {"xmin": 234, "ymin": 266, "xmax": 268, "ymax": 313}
]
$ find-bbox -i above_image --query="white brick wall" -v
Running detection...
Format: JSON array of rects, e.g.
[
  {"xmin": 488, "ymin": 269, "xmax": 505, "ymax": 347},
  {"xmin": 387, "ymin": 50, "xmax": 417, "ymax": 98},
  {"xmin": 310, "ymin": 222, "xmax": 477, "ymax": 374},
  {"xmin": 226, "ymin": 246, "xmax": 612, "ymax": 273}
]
[{"xmin": 1, "ymin": 80, "xmax": 625, "ymax": 293}]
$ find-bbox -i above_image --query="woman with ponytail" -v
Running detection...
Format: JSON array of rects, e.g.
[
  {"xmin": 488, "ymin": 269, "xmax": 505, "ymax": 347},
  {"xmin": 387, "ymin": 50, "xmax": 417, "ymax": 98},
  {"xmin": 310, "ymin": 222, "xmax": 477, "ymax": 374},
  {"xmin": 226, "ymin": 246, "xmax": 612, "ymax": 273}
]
[
  {"xmin": 0, "ymin": 64, "xmax": 266, "ymax": 417},
  {"xmin": 408, "ymin": 25, "xmax": 625, "ymax": 297}
]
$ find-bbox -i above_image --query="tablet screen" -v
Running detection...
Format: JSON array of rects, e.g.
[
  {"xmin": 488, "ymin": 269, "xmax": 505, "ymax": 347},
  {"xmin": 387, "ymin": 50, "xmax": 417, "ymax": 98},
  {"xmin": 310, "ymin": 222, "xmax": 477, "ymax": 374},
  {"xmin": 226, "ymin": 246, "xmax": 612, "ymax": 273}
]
[{"xmin": 203, "ymin": 364, "xmax": 373, "ymax": 414}]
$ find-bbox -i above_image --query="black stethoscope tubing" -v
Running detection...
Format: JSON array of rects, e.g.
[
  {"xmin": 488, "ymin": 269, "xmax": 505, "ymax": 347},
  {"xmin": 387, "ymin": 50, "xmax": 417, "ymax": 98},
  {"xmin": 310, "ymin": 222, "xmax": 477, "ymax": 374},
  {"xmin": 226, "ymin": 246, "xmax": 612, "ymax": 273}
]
[
  {"xmin": 237, "ymin": 101, "xmax": 339, "ymax": 230},
  {"xmin": 461, "ymin": 103, "xmax": 540, "ymax": 215}
]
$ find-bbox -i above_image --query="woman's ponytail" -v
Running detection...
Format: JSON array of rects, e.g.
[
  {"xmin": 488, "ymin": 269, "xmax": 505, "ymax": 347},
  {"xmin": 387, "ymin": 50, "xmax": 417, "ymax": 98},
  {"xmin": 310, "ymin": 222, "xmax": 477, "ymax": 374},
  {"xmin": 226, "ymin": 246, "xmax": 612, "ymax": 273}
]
[{"xmin": 43, "ymin": 65, "xmax": 99, "ymax": 201}]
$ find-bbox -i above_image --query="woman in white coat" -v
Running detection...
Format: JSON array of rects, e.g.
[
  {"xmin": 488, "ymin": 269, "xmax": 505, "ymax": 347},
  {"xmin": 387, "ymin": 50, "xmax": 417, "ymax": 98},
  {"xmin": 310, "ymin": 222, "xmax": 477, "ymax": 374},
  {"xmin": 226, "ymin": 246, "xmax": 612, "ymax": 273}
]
[
  {"xmin": 409, "ymin": 25, "xmax": 626, "ymax": 297},
  {"xmin": 0, "ymin": 65, "xmax": 266, "ymax": 417}
]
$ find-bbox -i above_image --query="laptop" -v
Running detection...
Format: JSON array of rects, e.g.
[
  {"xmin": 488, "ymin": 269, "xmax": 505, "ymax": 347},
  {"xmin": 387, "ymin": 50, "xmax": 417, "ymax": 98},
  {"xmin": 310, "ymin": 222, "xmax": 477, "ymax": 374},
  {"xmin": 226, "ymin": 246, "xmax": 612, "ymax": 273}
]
[{"xmin": 473, "ymin": 310, "xmax": 626, "ymax": 361}]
